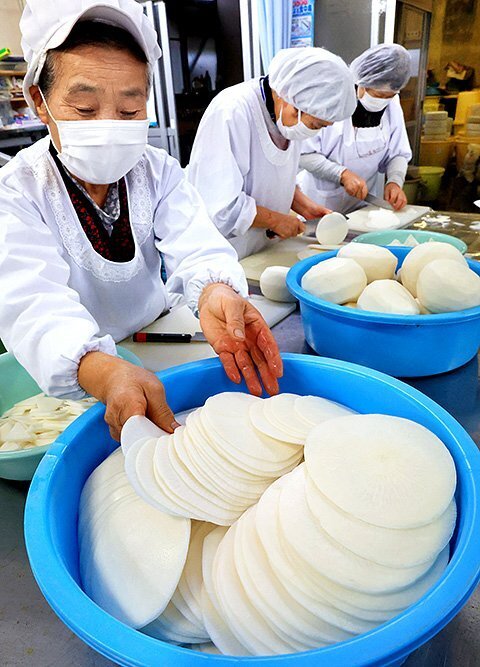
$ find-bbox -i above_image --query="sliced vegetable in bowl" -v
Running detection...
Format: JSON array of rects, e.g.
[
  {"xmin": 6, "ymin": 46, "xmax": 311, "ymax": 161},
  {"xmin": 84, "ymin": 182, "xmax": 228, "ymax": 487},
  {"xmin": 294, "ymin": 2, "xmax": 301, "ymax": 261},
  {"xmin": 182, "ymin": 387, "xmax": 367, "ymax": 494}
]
[{"xmin": 0, "ymin": 346, "xmax": 143, "ymax": 480}]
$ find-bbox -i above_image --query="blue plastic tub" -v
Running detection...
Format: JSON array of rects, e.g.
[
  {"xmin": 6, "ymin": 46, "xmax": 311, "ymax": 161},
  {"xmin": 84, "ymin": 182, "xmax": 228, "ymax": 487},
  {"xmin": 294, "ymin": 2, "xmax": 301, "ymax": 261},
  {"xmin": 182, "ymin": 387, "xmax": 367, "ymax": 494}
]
[
  {"xmin": 287, "ymin": 247, "xmax": 480, "ymax": 377},
  {"xmin": 352, "ymin": 230, "xmax": 468, "ymax": 254},
  {"xmin": 24, "ymin": 355, "xmax": 480, "ymax": 667}
]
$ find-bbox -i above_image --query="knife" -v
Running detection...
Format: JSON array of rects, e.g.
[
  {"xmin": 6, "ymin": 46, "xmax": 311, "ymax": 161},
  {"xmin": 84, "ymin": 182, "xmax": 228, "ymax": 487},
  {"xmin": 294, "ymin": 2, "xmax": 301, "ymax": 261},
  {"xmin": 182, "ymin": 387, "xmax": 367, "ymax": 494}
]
[
  {"xmin": 133, "ymin": 332, "xmax": 208, "ymax": 343},
  {"xmin": 365, "ymin": 192, "xmax": 395, "ymax": 211}
]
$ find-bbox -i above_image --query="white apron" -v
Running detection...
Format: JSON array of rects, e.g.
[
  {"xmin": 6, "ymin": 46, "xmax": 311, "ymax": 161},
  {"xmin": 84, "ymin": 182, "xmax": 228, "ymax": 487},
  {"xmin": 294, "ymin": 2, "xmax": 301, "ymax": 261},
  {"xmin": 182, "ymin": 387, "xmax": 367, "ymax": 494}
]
[
  {"xmin": 300, "ymin": 118, "xmax": 389, "ymax": 215},
  {"xmin": 187, "ymin": 79, "xmax": 301, "ymax": 260}
]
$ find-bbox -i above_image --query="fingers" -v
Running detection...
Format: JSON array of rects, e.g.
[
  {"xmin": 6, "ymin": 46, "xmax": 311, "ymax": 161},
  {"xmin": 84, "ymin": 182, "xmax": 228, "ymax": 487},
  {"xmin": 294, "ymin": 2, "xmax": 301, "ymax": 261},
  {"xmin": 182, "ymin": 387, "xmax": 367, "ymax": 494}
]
[
  {"xmin": 250, "ymin": 344, "xmax": 280, "ymax": 396},
  {"xmin": 219, "ymin": 351, "xmax": 241, "ymax": 384},
  {"xmin": 234, "ymin": 348, "xmax": 263, "ymax": 397},
  {"xmin": 105, "ymin": 394, "xmax": 147, "ymax": 442},
  {"xmin": 144, "ymin": 378, "xmax": 180, "ymax": 434},
  {"xmin": 257, "ymin": 327, "xmax": 283, "ymax": 378},
  {"xmin": 222, "ymin": 293, "xmax": 246, "ymax": 341},
  {"xmin": 385, "ymin": 185, "xmax": 407, "ymax": 211},
  {"xmin": 296, "ymin": 219, "xmax": 306, "ymax": 235}
]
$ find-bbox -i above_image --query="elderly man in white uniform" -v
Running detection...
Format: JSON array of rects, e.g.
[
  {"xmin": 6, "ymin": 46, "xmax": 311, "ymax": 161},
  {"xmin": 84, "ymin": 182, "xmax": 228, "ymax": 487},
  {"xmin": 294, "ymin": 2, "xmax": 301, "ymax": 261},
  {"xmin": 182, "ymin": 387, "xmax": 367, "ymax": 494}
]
[
  {"xmin": 297, "ymin": 44, "xmax": 413, "ymax": 214},
  {"xmin": 0, "ymin": 0, "xmax": 282, "ymax": 440},
  {"xmin": 187, "ymin": 48, "xmax": 357, "ymax": 259}
]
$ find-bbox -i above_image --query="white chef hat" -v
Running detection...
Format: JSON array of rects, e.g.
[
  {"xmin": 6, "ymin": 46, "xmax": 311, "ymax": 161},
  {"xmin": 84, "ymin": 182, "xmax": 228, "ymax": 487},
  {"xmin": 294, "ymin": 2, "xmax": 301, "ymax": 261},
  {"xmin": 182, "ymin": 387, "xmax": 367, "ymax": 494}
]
[
  {"xmin": 20, "ymin": 0, "xmax": 161, "ymax": 111},
  {"xmin": 268, "ymin": 47, "xmax": 356, "ymax": 123},
  {"xmin": 350, "ymin": 44, "xmax": 411, "ymax": 92}
]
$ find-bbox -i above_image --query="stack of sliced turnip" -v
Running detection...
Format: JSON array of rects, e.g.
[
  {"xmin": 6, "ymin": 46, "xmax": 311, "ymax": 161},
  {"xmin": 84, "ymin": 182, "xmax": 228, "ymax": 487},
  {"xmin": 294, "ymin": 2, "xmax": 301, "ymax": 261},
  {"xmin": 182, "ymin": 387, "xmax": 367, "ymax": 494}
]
[
  {"xmin": 142, "ymin": 521, "xmax": 216, "ymax": 644},
  {"xmin": 203, "ymin": 414, "xmax": 456, "ymax": 655},
  {"xmin": 79, "ymin": 392, "xmax": 458, "ymax": 658},
  {"xmin": 78, "ymin": 448, "xmax": 191, "ymax": 628},
  {"xmin": 122, "ymin": 392, "xmax": 304, "ymax": 526},
  {"xmin": 301, "ymin": 241, "xmax": 480, "ymax": 315}
]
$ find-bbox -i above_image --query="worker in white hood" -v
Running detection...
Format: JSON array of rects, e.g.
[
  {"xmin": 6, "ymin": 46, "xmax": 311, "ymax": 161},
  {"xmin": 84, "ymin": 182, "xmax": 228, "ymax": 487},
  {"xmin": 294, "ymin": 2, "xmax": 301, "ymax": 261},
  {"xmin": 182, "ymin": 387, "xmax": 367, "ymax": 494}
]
[
  {"xmin": 187, "ymin": 47, "xmax": 357, "ymax": 259},
  {"xmin": 297, "ymin": 44, "xmax": 413, "ymax": 214},
  {"xmin": 0, "ymin": 0, "xmax": 283, "ymax": 440}
]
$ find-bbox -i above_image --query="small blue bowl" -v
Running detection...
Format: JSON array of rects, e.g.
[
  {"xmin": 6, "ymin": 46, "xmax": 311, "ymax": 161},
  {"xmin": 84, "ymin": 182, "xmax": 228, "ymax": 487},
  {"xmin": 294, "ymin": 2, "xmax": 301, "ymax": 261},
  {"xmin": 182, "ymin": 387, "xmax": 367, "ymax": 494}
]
[
  {"xmin": 24, "ymin": 355, "xmax": 480, "ymax": 667},
  {"xmin": 287, "ymin": 247, "xmax": 480, "ymax": 377},
  {"xmin": 352, "ymin": 230, "xmax": 468, "ymax": 254}
]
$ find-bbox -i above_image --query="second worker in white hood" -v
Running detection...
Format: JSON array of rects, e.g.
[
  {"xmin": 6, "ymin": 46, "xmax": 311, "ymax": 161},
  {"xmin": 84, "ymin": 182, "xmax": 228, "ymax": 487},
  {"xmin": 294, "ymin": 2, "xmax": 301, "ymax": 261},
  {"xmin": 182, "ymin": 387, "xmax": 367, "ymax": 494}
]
[{"xmin": 186, "ymin": 47, "xmax": 357, "ymax": 260}]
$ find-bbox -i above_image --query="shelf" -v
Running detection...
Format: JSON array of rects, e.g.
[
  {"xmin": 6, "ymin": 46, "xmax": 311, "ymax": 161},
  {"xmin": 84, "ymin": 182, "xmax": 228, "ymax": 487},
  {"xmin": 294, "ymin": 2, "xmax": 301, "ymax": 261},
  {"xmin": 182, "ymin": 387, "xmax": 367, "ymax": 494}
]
[{"xmin": 0, "ymin": 70, "xmax": 26, "ymax": 77}]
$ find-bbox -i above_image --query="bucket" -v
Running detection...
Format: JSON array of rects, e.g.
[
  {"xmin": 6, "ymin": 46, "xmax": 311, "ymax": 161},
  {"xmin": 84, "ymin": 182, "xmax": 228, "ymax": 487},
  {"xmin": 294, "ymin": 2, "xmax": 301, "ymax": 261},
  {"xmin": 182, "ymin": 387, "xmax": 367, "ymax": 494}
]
[
  {"xmin": 455, "ymin": 135, "xmax": 480, "ymax": 171},
  {"xmin": 453, "ymin": 90, "xmax": 480, "ymax": 125},
  {"xmin": 0, "ymin": 347, "xmax": 143, "ymax": 481},
  {"xmin": 402, "ymin": 178, "xmax": 420, "ymax": 204},
  {"xmin": 24, "ymin": 355, "xmax": 480, "ymax": 667},
  {"xmin": 417, "ymin": 166, "xmax": 445, "ymax": 202},
  {"xmin": 419, "ymin": 140, "xmax": 454, "ymax": 168},
  {"xmin": 286, "ymin": 247, "xmax": 480, "ymax": 377}
]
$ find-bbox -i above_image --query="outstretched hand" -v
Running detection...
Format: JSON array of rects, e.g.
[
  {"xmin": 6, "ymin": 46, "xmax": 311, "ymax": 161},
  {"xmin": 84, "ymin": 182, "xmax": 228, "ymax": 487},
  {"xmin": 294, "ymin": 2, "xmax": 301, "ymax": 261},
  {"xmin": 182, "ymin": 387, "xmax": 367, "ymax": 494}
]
[{"xmin": 198, "ymin": 284, "xmax": 283, "ymax": 396}]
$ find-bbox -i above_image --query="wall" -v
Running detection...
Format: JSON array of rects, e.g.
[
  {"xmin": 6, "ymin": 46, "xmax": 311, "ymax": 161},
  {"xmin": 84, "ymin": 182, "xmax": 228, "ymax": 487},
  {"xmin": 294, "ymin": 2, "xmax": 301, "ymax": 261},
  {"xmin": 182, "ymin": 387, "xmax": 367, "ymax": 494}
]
[
  {"xmin": 313, "ymin": 0, "xmax": 372, "ymax": 64},
  {"xmin": 0, "ymin": 0, "xmax": 23, "ymax": 56},
  {"xmin": 428, "ymin": 0, "xmax": 480, "ymax": 86}
]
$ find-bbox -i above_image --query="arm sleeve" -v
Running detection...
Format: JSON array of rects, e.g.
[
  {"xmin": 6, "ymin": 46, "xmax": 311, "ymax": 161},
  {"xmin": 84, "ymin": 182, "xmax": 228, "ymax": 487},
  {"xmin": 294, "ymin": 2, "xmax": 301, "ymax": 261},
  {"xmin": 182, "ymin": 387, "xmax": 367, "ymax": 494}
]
[
  {"xmin": 379, "ymin": 96, "xmax": 413, "ymax": 187},
  {"xmin": 386, "ymin": 156, "xmax": 409, "ymax": 188},
  {"xmin": 0, "ymin": 174, "xmax": 116, "ymax": 399},
  {"xmin": 298, "ymin": 152, "xmax": 345, "ymax": 185},
  {"xmin": 153, "ymin": 152, "xmax": 249, "ymax": 313},
  {"xmin": 186, "ymin": 100, "xmax": 257, "ymax": 239}
]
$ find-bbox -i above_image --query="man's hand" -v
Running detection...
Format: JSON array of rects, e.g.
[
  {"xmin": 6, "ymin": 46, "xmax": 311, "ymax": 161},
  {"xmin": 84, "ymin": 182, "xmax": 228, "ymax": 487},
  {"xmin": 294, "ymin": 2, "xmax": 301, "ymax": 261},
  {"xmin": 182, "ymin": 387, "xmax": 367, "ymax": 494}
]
[
  {"xmin": 78, "ymin": 352, "xmax": 179, "ymax": 441},
  {"xmin": 269, "ymin": 212, "xmax": 306, "ymax": 239},
  {"xmin": 198, "ymin": 283, "xmax": 283, "ymax": 397},
  {"xmin": 292, "ymin": 185, "xmax": 332, "ymax": 219},
  {"xmin": 384, "ymin": 183, "xmax": 408, "ymax": 211},
  {"xmin": 340, "ymin": 169, "xmax": 368, "ymax": 199}
]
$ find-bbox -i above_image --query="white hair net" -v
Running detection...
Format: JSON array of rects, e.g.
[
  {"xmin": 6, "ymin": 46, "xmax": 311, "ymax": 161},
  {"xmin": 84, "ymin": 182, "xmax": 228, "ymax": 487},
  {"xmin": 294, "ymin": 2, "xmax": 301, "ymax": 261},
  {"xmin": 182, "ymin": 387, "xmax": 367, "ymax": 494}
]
[
  {"xmin": 20, "ymin": 0, "xmax": 161, "ymax": 111},
  {"xmin": 268, "ymin": 47, "xmax": 356, "ymax": 123},
  {"xmin": 350, "ymin": 44, "xmax": 411, "ymax": 92}
]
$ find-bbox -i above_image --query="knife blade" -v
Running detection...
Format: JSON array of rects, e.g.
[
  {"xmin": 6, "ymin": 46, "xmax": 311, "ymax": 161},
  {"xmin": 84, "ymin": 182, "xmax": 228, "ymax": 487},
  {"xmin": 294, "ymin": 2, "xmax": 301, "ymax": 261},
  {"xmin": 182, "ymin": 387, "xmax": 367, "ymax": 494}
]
[
  {"xmin": 365, "ymin": 192, "xmax": 395, "ymax": 211},
  {"xmin": 133, "ymin": 332, "xmax": 208, "ymax": 343}
]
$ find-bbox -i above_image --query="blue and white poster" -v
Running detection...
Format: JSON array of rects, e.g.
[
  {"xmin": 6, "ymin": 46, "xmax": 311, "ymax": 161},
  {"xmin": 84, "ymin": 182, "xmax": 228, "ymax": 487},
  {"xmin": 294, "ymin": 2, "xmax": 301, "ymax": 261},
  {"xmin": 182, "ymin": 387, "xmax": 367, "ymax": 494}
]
[{"xmin": 291, "ymin": 0, "xmax": 315, "ymax": 48}]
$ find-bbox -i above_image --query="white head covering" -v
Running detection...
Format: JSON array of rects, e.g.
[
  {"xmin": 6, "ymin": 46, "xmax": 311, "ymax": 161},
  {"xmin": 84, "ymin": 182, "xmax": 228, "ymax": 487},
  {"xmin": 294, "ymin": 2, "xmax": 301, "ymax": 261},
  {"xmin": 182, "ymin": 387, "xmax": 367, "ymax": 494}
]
[
  {"xmin": 268, "ymin": 47, "xmax": 356, "ymax": 123},
  {"xmin": 21, "ymin": 0, "xmax": 161, "ymax": 111},
  {"xmin": 350, "ymin": 44, "xmax": 411, "ymax": 93}
]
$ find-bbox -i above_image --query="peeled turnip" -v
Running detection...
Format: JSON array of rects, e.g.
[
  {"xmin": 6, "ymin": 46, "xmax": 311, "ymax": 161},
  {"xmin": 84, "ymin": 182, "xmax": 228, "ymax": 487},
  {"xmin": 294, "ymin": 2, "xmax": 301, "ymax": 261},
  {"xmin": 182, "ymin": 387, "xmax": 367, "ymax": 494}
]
[
  {"xmin": 337, "ymin": 243, "xmax": 397, "ymax": 283},
  {"xmin": 260, "ymin": 266, "xmax": 296, "ymax": 303},
  {"xmin": 417, "ymin": 259, "xmax": 480, "ymax": 313},
  {"xmin": 400, "ymin": 242, "xmax": 467, "ymax": 297},
  {"xmin": 315, "ymin": 212, "xmax": 349, "ymax": 245},
  {"xmin": 357, "ymin": 280, "xmax": 420, "ymax": 315},
  {"xmin": 301, "ymin": 257, "xmax": 367, "ymax": 304}
]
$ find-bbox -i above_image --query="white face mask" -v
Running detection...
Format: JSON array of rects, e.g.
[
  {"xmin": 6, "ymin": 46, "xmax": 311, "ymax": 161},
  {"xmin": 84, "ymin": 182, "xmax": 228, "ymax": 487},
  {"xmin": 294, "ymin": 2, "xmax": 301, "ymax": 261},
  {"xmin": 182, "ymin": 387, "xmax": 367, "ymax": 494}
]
[
  {"xmin": 359, "ymin": 91, "xmax": 394, "ymax": 113},
  {"xmin": 40, "ymin": 92, "xmax": 149, "ymax": 185},
  {"xmin": 276, "ymin": 107, "xmax": 322, "ymax": 141}
]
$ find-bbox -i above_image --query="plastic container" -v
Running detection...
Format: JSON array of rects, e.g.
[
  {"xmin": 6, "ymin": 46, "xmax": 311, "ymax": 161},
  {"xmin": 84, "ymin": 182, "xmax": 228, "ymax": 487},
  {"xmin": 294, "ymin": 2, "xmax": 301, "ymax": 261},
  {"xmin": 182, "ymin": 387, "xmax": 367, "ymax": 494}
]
[
  {"xmin": 419, "ymin": 139, "xmax": 454, "ymax": 168},
  {"xmin": 287, "ymin": 247, "xmax": 480, "ymax": 377},
  {"xmin": 24, "ymin": 354, "xmax": 480, "ymax": 667},
  {"xmin": 352, "ymin": 230, "xmax": 467, "ymax": 254},
  {"xmin": 0, "ymin": 347, "xmax": 143, "ymax": 481},
  {"xmin": 454, "ymin": 91, "xmax": 480, "ymax": 125},
  {"xmin": 455, "ymin": 135, "xmax": 480, "ymax": 171},
  {"xmin": 402, "ymin": 178, "xmax": 420, "ymax": 204},
  {"xmin": 417, "ymin": 166, "xmax": 445, "ymax": 202}
]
